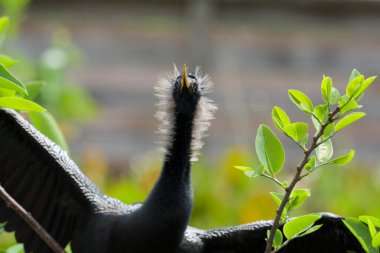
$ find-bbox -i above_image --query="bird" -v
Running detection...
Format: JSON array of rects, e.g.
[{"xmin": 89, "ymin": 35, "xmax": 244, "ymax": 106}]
[{"xmin": 0, "ymin": 65, "xmax": 364, "ymax": 253}]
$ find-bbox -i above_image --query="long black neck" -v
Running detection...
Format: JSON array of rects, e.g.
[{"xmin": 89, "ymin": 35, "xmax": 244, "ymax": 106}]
[
  {"xmin": 144, "ymin": 108, "xmax": 194, "ymax": 213},
  {"xmin": 133, "ymin": 107, "xmax": 196, "ymax": 250}
]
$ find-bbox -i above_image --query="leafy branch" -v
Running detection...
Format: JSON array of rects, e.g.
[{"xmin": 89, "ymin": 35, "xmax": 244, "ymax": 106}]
[
  {"xmin": 236, "ymin": 69, "xmax": 377, "ymax": 252},
  {"xmin": 0, "ymin": 16, "xmax": 67, "ymax": 253}
]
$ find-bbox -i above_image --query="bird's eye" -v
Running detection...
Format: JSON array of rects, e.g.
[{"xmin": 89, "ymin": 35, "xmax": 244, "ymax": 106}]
[{"xmin": 192, "ymin": 82, "xmax": 198, "ymax": 92}]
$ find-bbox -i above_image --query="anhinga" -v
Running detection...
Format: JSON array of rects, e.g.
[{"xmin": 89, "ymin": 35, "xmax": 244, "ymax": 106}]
[{"xmin": 0, "ymin": 65, "xmax": 364, "ymax": 253}]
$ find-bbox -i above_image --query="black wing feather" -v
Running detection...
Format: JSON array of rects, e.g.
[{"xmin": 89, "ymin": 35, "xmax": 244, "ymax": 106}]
[
  {"xmin": 181, "ymin": 213, "xmax": 365, "ymax": 253},
  {"xmin": 0, "ymin": 109, "xmax": 130, "ymax": 252}
]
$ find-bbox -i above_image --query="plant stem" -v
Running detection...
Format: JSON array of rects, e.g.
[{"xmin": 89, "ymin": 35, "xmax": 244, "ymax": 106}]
[
  {"xmin": 0, "ymin": 184, "xmax": 65, "ymax": 253},
  {"xmin": 264, "ymin": 107, "xmax": 340, "ymax": 253}
]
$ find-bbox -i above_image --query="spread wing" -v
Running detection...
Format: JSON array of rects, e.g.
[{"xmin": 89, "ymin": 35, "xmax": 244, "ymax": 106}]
[
  {"xmin": 0, "ymin": 109, "xmax": 132, "ymax": 252},
  {"xmin": 180, "ymin": 213, "xmax": 364, "ymax": 253}
]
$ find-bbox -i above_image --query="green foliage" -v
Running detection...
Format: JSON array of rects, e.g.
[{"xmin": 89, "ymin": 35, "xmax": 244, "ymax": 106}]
[
  {"xmin": 283, "ymin": 214, "xmax": 321, "ymax": 240},
  {"xmin": 335, "ymin": 112, "xmax": 366, "ymax": 132},
  {"xmin": 255, "ymin": 124, "xmax": 285, "ymax": 176},
  {"xmin": 237, "ymin": 68, "xmax": 378, "ymax": 252},
  {"xmin": 288, "ymin": 89, "xmax": 313, "ymax": 114},
  {"xmin": 343, "ymin": 217, "xmax": 378, "ymax": 253}
]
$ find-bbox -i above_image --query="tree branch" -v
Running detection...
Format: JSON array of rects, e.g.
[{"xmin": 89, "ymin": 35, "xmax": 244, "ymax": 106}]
[
  {"xmin": 0, "ymin": 184, "xmax": 65, "ymax": 253},
  {"xmin": 264, "ymin": 107, "xmax": 340, "ymax": 253}
]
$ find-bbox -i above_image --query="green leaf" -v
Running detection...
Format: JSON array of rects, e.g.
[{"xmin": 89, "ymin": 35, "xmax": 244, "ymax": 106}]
[
  {"xmin": 283, "ymin": 122, "xmax": 308, "ymax": 142},
  {"xmin": 313, "ymin": 104, "xmax": 329, "ymax": 123},
  {"xmin": 28, "ymin": 111, "xmax": 69, "ymax": 151},
  {"xmin": 25, "ymin": 81, "xmax": 45, "ymax": 99},
  {"xmin": 373, "ymin": 232, "xmax": 380, "ymax": 248},
  {"xmin": 356, "ymin": 76, "xmax": 377, "ymax": 102},
  {"xmin": 273, "ymin": 229, "xmax": 283, "ymax": 249},
  {"xmin": 323, "ymin": 123, "xmax": 334, "ymax": 138},
  {"xmin": 299, "ymin": 224, "xmax": 323, "ymax": 238},
  {"xmin": 255, "ymin": 124, "xmax": 285, "ymax": 175},
  {"xmin": 0, "ymin": 97, "xmax": 45, "ymax": 112},
  {"xmin": 235, "ymin": 165, "xmax": 264, "ymax": 178},
  {"xmin": 346, "ymin": 75, "xmax": 364, "ymax": 98},
  {"xmin": 343, "ymin": 217, "xmax": 378, "ymax": 253},
  {"xmin": 359, "ymin": 216, "xmax": 380, "ymax": 228},
  {"xmin": 334, "ymin": 112, "xmax": 366, "ymax": 132},
  {"xmin": 272, "ymin": 106, "xmax": 290, "ymax": 131},
  {"xmin": 288, "ymin": 189, "xmax": 311, "ymax": 210},
  {"xmin": 338, "ymin": 95, "xmax": 361, "ymax": 114},
  {"xmin": 349, "ymin": 69, "xmax": 361, "ymax": 82},
  {"xmin": 0, "ymin": 87, "xmax": 15, "ymax": 96},
  {"xmin": 270, "ymin": 192, "xmax": 284, "ymax": 207},
  {"xmin": 321, "ymin": 75, "xmax": 332, "ymax": 103},
  {"xmin": 305, "ymin": 156, "xmax": 316, "ymax": 171},
  {"xmin": 329, "ymin": 87, "xmax": 340, "ymax": 105},
  {"xmin": 288, "ymin": 89, "xmax": 313, "ymax": 114},
  {"xmin": 0, "ymin": 64, "xmax": 28, "ymax": 95},
  {"xmin": 327, "ymin": 149, "xmax": 355, "ymax": 166},
  {"xmin": 283, "ymin": 214, "xmax": 321, "ymax": 240},
  {"xmin": 316, "ymin": 138, "xmax": 333, "ymax": 163},
  {"xmin": 367, "ymin": 219, "xmax": 377, "ymax": 239},
  {"xmin": 0, "ymin": 54, "xmax": 17, "ymax": 68}
]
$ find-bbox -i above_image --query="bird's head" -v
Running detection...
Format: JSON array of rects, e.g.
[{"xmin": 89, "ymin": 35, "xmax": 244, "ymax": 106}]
[
  {"xmin": 172, "ymin": 65, "xmax": 201, "ymax": 115},
  {"xmin": 155, "ymin": 64, "xmax": 217, "ymax": 161}
]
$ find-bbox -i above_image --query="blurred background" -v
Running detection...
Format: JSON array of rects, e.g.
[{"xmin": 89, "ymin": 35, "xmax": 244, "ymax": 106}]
[{"xmin": 1, "ymin": 0, "xmax": 380, "ymax": 250}]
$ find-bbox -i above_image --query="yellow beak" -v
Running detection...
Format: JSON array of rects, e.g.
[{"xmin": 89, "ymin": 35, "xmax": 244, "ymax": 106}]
[{"xmin": 181, "ymin": 64, "xmax": 190, "ymax": 89}]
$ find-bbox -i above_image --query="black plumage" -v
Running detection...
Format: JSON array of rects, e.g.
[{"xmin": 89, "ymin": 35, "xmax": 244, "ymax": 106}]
[{"xmin": 0, "ymin": 65, "xmax": 364, "ymax": 253}]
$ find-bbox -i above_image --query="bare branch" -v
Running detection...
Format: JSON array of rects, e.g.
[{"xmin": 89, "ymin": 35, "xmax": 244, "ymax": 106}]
[{"xmin": 0, "ymin": 184, "xmax": 65, "ymax": 253}]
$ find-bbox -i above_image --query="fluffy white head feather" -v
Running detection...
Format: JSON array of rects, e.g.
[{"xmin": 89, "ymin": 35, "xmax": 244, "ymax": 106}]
[{"xmin": 154, "ymin": 65, "xmax": 217, "ymax": 161}]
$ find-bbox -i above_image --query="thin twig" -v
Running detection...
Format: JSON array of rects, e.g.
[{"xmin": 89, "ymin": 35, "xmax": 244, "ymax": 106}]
[
  {"xmin": 261, "ymin": 174, "xmax": 286, "ymax": 189},
  {"xmin": 264, "ymin": 107, "xmax": 340, "ymax": 253},
  {"xmin": 0, "ymin": 184, "xmax": 65, "ymax": 253}
]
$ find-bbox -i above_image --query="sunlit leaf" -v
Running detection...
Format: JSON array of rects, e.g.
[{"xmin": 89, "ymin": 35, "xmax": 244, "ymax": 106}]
[
  {"xmin": 327, "ymin": 150, "xmax": 355, "ymax": 166},
  {"xmin": 373, "ymin": 232, "xmax": 380, "ymax": 248},
  {"xmin": 359, "ymin": 216, "xmax": 380, "ymax": 228},
  {"xmin": 273, "ymin": 229, "xmax": 283, "ymax": 249},
  {"xmin": 338, "ymin": 95, "xmax": 361, "ymax": 115},
  {"xmin": 356, "ymin": 76, "xmax": 377, "ymax": 102},
  {"xmin": 28, "ymin": 111, "xmax": 69, "ymax": 151},
  {"xmin": 316, "ymin": 139, "xmax": 333, "ymax": 163},
  {"xmin": 305, "ymin": 156, "xmax": 316, "ymax": 171},
  {"xmin": 321, "ymin": 75, "xmax": 332, "ymax": 103},
  {"xmin": 329, "ymin": 87, "xmax": 340, "ymax": 105},
  {"xmin": 0, "ymin": 97, "xmax": 45, "ymax": 112},
  {"xmin": 288, "ymin": 89, "xmax": 313, "ymax": 114},
  {"xmin": 0, "ymin": 64, "xmax": 28, "ymax": 95},
  {"xmin": 0, "ymin": 87, "xmax": 15, "ymax": 96},
  {"xmin": 235, "ymin": 165, "xmax": 264, "ymax": 178},
  {"xmin": 349, "ymin": 69, "xmax": 361, "ymax": 82},
  {"xmin": 313, "ymin": 104, "xmax": 329, "ymax": 123},
  {"xmin": 272, "ymin": 106, "xmax": 290, "ymax": 131},
  {"xmin": 283, "ymin": 214, "xmax": 321, "ymax": 239},
  {"xmin": 270, "ymin": 192, "xmax": 284, "ymax": 207},
  {"xmin": 334, "ymin": 112, "xmax": 366, "ymax": 132},
  {"xmin": 323, "ymin": 123, "xmax": 334, "ymax": 138},
  {"xmin": 299, "ymin": 224, "xmax": 323, "ymax": 237},
  {"xmin": 343, "ymin": 217, "xmax": 378, "ymax": 253},
  {"xmin": 286, "ymin": 189, "xmax": 311, "ymax": 216},
  {"xmin": 346, "ymin": 75, "xmax": 364, "ymax": 98},
  {"xmin": 255, "ymin": 124, "xmax": 285, "ymax": 175},
  {"xmin": 283, "ymin": 122, "xmax": 308, "ymax": 143}
]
